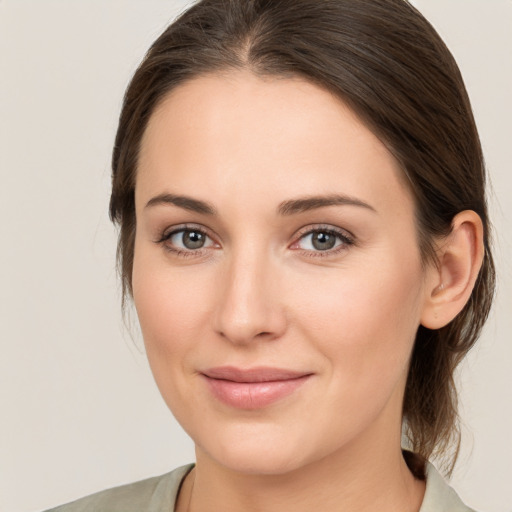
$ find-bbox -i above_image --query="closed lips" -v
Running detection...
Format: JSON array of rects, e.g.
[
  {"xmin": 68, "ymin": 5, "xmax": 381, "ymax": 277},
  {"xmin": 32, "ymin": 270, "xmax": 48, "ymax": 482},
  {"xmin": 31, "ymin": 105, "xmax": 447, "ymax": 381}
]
[
  {"xmin": 201, "ymin": 367, "xmax": 313, "ymax": 409},
  {"xmin": 201, "ymin": 366, "xmax": 313, "ymax": 382}
]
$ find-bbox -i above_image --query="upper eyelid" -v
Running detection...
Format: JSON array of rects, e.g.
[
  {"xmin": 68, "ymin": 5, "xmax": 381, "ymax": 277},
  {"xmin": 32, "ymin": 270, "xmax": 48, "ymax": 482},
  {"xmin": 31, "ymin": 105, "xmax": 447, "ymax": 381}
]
[
  {"xmin": 293, "ymin": 224, "xmax": 355, "ymax": 242},
  {"xmin": 158, "ymin": 223, "xmax": 214, "ymax": 241},
  {"xmin": 156, "ymin": 223, "xmax": 355, "ymax": 248}
]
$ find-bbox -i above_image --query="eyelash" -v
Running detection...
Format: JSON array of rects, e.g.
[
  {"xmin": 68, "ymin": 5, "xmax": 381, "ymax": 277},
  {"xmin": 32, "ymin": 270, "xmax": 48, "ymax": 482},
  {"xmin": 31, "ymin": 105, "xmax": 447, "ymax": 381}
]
[{"xmin": 155, "ymin": 224, "xmax": 355, "ymax": 259}]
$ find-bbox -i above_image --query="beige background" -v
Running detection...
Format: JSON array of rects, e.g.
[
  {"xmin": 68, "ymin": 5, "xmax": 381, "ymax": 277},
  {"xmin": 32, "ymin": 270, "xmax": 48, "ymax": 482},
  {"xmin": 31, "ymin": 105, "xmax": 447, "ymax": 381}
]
[{"xmin": 0, "ymin": 1, "xmax": 510, "ymax": 511}]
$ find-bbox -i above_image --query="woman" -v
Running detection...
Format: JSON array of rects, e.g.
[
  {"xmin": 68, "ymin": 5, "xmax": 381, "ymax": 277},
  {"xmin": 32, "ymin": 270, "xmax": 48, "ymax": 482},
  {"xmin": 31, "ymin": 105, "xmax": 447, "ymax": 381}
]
[{"xmin": 46, "ymin": 0, "xmax": 495, "ymax": 510}]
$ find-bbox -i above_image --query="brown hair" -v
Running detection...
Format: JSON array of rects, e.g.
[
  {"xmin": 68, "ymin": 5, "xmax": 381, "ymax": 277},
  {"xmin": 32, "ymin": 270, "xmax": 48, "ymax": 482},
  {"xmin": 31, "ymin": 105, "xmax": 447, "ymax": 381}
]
[{"xmin": 110, "ymin": 0, "xmax": 495, "ymax": 476}]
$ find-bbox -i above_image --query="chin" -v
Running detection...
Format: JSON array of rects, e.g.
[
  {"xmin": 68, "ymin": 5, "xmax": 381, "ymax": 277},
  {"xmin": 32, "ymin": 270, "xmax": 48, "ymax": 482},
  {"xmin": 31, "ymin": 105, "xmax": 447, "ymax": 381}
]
[
  {"xmin": 194, "ymin": 422, "xmax": 316, "ymax": 476},
  {"xmin": 208, "ymin": 446, "xmax": 308, "ymax": 476}
]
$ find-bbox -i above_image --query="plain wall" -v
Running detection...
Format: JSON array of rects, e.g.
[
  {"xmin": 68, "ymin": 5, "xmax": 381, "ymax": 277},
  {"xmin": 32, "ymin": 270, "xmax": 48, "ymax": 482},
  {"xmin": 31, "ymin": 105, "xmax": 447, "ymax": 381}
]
[{"xmin": 0, "ymin": 1, "xmax": 510, "ymax": 511}]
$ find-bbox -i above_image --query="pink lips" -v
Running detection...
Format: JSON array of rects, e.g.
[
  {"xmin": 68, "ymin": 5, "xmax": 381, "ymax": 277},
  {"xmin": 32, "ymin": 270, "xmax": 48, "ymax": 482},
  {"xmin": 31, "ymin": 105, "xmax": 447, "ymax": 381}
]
[{"xmin": 201, "ymin": 366, "xmax": 312, "ymax": 409}]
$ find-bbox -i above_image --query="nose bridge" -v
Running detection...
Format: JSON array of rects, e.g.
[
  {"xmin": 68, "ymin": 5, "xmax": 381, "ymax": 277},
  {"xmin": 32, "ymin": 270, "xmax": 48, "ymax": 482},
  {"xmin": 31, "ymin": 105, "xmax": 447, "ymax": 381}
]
[{"xmin": 214, "ymin": 242, "xmax": 285, "ymax": 344}]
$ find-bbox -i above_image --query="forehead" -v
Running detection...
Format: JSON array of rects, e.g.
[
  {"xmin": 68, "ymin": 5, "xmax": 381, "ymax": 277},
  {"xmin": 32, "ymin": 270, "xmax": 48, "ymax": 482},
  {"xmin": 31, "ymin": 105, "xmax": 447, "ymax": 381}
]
[
  {"xmin": 140, "ymin": 70, "xmax": 386, "ymax": 165},
  {"xmin": 136, "ymin": 70, "xmax": 413, "ymax": 217}
]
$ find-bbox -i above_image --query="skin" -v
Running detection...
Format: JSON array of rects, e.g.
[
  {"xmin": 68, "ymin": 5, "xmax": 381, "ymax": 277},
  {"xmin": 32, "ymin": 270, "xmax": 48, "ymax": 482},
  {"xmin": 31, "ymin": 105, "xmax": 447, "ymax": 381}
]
[{"xmin": 131, "ymin": 71, "xmax": 481, "ymax": 512}]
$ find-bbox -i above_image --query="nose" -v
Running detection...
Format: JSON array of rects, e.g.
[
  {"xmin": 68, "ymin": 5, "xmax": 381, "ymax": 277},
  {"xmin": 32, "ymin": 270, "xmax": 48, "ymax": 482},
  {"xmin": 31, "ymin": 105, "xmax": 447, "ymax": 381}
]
[{"xmin": 213, "ymin": 249, "xmax": 287, "ymax": 345}]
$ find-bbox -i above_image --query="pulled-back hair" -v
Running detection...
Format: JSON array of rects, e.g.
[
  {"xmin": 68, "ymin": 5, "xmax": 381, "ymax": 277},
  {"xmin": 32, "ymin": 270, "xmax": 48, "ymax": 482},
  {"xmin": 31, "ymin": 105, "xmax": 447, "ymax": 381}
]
[{"xmin": 110, "ymin": 0, "xmax": 495, "ymax": 476}]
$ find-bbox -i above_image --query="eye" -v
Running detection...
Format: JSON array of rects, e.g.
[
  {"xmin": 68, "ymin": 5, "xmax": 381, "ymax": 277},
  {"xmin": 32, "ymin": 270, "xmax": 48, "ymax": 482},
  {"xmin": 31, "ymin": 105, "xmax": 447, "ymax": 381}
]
[
  {"xmin": 156, "ymin": 226, "xmax": 218, "ymax": 255},
  {"xmin": 169, "ymin": 229, "xmax": 211, "ymax": 250},
  {"xmin": 291, "ymin": 227, "xmax": 354, "ymax": 255}
]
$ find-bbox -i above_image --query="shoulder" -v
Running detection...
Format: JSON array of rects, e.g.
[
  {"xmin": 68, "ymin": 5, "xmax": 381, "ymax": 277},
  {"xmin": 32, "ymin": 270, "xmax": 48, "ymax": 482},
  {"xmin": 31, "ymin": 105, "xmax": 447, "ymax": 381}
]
[
  {"xmin": 420, "ymin": 462, "xmax": 477, "ymax": 512},
  {"xmin": 42, "ymin": 464, "xmax": 194, "ymax": 512}
]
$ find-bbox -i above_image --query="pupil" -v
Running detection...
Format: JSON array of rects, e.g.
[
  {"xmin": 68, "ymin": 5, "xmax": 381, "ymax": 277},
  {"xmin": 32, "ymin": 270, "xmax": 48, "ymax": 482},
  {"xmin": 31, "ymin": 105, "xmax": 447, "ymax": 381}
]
[
  {"xmin": 312, "ymin": 232, "xmax": 336, "ymax": 250},
  {"xmin": 183, "ymin": 231, "xmax": 205, "ymax": 249}
]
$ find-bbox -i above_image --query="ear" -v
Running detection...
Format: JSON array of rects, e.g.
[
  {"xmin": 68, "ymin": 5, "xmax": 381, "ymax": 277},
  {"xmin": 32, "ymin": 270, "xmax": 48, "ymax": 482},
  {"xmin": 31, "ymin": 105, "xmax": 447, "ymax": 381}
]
[{"xmin": 421, "ymin": 210, "xmax": 485, "ymax": 329}]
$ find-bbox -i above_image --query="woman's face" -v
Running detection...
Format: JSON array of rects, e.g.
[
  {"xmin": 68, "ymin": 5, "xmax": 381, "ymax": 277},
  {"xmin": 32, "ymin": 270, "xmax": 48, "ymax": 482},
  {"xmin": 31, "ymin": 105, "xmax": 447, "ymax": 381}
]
[{"xmin": 133, "ymin": 71, "xmax": 435, "ymax": 474}]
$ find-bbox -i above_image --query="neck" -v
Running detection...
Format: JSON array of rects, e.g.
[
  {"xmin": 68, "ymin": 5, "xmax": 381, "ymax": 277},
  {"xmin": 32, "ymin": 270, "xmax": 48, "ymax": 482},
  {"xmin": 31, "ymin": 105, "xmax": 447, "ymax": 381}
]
[{"xmin": 185, "ymin": 430, "xmax": 425, "ymax": 512}]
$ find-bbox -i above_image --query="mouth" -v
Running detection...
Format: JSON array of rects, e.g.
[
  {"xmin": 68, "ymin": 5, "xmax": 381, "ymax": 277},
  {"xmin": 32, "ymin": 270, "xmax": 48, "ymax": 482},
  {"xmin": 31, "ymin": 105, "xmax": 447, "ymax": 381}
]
[{"xmin": 200, "ymin": 366, "xmax": 313, "ymax": 409}]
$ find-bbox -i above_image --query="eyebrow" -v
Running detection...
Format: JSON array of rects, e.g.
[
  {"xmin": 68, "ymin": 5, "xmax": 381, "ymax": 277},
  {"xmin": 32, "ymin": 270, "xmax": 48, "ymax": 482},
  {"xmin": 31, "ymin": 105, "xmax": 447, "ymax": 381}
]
[
  {"xmin": 144, "ymin": 193, "xmax": 376, "ymax": 216},
  {"xmin": 277, "ymin": 194, "xmax": 377, "ymax": 215},
  {"xmin": 145, "ymin": 193, "xmax": 217, "ymax": 215}
]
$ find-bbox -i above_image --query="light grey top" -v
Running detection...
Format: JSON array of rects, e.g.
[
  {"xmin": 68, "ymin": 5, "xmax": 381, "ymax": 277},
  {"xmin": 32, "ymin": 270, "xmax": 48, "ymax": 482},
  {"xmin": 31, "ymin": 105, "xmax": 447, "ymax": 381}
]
[{"xmin": 43, "ymin": 462, "xmax": 476, "ymax": 512}]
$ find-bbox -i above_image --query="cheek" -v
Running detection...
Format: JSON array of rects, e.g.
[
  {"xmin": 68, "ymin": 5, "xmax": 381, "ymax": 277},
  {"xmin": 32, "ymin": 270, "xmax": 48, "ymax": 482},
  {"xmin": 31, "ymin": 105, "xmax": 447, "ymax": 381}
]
[
  {"xmin": 131, "ymin": 243, "xmax": 212, "ymax": 368},
  {"xmin": 294, "ymin": 252, "xmax": 425, "ymax": 387},
  {"xmin": 131, "ymin": 246, "xmax": 217, "ymax": 425}
]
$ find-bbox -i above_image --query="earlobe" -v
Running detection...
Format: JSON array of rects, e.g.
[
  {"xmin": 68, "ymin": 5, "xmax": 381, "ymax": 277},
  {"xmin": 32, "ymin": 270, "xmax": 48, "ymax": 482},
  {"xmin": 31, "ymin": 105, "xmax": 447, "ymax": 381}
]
[{"xmin": 421, "ymin": 210, "xmax": 484, "ymax": 329}]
